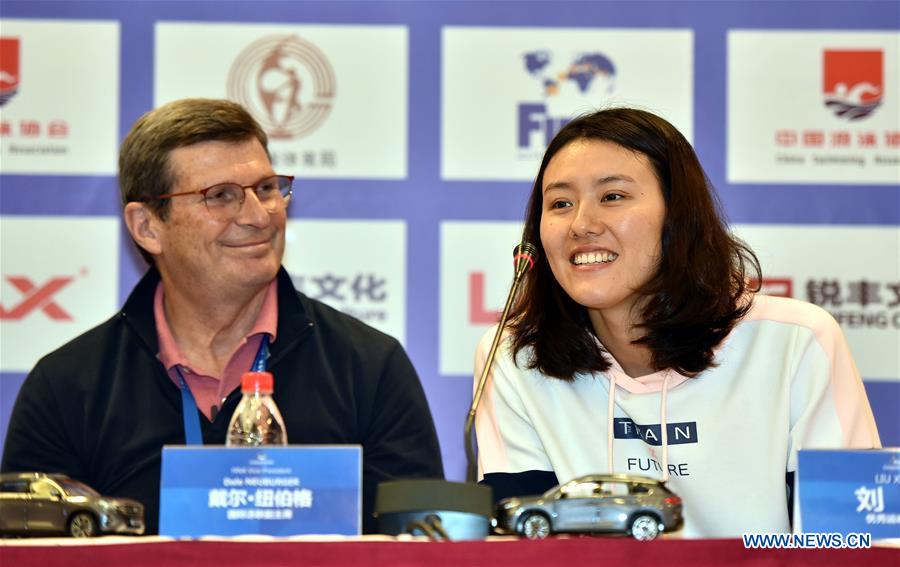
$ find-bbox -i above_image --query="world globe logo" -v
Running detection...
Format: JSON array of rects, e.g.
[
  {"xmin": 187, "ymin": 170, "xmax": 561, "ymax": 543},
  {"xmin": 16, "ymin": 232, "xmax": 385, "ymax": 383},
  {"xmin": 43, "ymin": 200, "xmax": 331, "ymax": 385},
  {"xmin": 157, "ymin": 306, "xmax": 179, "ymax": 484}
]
[{"xmin": 228, "ymin": 35, "xmax": 336, "ymax": 139}]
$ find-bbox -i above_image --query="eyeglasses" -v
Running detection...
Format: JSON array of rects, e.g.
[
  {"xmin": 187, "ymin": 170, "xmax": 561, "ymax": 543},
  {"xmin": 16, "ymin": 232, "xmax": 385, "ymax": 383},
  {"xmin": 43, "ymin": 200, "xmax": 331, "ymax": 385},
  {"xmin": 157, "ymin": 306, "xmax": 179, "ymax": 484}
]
[{"xmin": 146, "ymin": 175, "xmax": 293, "ymax": 221}]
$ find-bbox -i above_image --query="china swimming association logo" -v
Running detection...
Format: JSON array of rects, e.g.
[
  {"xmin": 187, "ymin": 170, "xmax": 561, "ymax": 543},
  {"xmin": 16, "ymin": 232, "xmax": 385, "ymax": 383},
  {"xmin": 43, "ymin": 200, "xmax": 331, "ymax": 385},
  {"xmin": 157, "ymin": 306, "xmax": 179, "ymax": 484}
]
[
  {"xmin": 0, "ymin": 37, "xmax": 21, "ymax": 107},
  {"xmin": 227, "ymin": 35, "xmax": 336, "ymax": 139},
  {"xmin": 823, "ymin": 50, "xmax": 883, "ymax": 121}
]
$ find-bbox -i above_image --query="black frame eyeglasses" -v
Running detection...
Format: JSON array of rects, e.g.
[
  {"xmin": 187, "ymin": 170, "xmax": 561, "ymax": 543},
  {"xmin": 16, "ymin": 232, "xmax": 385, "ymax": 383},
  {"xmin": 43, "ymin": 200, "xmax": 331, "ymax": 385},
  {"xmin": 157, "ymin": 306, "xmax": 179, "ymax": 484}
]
[{"xmin": 145, "ymin": 175, "xmax": 293, "ymax": 221}]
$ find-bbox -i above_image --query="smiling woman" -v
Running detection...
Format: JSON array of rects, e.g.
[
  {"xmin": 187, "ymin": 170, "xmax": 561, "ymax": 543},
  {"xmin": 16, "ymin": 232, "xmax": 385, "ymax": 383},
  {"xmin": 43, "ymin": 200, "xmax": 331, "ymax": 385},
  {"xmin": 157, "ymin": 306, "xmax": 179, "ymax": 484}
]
[
  {"xmin": 539, "ymin": 139, "xmax": 667, "ymax": 378},
  {"xmin": 472, "ymin": 107, "xmax": 881, "ymax": 539},
  {"xmin": 512, "ymin": 108, "xmax": 758, "ymax": 380}
]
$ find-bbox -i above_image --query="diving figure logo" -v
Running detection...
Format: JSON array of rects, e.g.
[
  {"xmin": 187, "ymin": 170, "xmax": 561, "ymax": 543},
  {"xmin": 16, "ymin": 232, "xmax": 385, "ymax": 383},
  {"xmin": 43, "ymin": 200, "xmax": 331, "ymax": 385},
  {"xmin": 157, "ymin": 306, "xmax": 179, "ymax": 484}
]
[{"xmin": 228, "ymin": 35, "xmax": 336, "ymax": 139}]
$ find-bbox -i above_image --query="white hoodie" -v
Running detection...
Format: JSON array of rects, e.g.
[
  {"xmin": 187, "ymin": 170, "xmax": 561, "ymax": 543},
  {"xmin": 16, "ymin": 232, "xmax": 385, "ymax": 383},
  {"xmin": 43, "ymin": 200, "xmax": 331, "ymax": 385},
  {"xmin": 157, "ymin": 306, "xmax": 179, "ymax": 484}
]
[{"xmin": 474, "ymin": 294, "xmax": 881, "ymax": 538}]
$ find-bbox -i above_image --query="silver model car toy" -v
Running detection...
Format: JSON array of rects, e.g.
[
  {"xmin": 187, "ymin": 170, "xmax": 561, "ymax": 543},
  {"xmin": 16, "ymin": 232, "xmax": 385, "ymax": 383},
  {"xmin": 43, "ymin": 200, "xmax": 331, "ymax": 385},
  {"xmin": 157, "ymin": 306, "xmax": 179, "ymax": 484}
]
[
  {"xmin": 493, "ymin": 474, "xmax": 683, "ymax": 540},
  {"xmin": 0, "ymin": 472, "xmax": 145, "ymax": 537}
]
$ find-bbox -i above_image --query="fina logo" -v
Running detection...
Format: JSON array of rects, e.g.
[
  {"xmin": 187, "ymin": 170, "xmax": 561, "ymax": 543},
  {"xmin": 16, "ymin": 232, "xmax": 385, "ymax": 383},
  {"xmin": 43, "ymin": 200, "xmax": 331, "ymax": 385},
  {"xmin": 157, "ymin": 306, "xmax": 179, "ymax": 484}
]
[
  {"xmin": 227, "ymin": 35, "xmax": 336, "ymax": 139},
  {"xmin": 518, "ymin": 50, "xmax": 616, "ymax": 149},
  {"xmin": 0, "ymin": 37, "xmax": 20, "ymax": 107},
  {"xmin": 822, "ymin": 49, "xmax": 883, "ymax": 121}
]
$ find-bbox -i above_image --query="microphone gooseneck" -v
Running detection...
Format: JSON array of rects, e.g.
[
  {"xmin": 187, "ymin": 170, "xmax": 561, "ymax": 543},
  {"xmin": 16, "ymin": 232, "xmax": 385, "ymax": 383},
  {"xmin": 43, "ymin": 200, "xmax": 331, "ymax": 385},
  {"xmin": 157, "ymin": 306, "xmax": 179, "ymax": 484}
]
[{"xmin": 464, "ymin": 242, "xmax": 538, "ymax": 483}]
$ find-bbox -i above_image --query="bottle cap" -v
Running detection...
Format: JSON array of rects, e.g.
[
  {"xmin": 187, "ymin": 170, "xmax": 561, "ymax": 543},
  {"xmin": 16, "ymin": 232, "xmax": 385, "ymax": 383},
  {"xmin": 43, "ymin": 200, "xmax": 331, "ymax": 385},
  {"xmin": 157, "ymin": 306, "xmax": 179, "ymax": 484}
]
[{"xmin": 241, "ymin": 371, "xmax": 274, "ymax": 394}]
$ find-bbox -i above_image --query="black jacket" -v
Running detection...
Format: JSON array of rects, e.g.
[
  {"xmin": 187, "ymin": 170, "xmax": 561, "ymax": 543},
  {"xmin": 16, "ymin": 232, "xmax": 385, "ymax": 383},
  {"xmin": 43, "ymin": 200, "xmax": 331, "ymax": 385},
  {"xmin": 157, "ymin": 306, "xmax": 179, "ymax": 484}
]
[{"xmin": 2, "ymin": 268, "xmax": 444, "ymax": 534}]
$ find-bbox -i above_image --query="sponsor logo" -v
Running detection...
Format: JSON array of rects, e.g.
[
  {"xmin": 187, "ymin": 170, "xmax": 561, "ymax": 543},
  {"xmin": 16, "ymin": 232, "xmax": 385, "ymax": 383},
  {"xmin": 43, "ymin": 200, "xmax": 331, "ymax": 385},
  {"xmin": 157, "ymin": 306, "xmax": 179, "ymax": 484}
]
[
  {"xmin": 1, "ymin": 119, "xmax": 70, "ymax": 141},
  {"xmin": 0, "ymin": 21, "xmax": 118, "ymax": 174},
  {"xmin": 443, "ymin": 28, "xmax": 691, "ymax": 180},
  {"xmin": 806, "ymin": 277, "xmax": 900, "ymax": 330},
  {"xmin": 728, "ymin": 32, "xmax": 898, "ymax": 184},
  {"xmin": 0, "ymin": 35, "xmax": 71, "ymax": 143},
  {"xmin": 823, "ymin": 50, "xmax": 883, "ymax": 121},
  {"xmin": 289, "ymin": 271, "xmax": 390, "ymax": 323},
  {"xmin": 282, "ymin": 220, "xmax": 405, "ymax": 344},
  {"xmin": 157, "ymin": 23, "xmax": 406, "ymax": 178},
  {"xmin": 0, "ymin": 37, "xmax": 20, "ymax": 107},
  {"xmin": 771, "ymin": 128, "xmax": 899, "ymax": 169},
  {"xmin": 439, "ymin": 221, "xmax": 524, "ymax": 375},
  {"xmin": 755, "ymin": 275, "xmax": 900, "ymax": 330},
  {"xmin": 0, "ymin": 217, "xmax": 118, "ymax": 373},
  {"xmin": 468, "ymin": 272, "xmax": 501, "ymax": 324},
  {"xmin": 734, "ymin": 225, "xmax": 899, "ymax": 379},
  {"xmin": 227, "ymin": 35, "xmax": 336, "ymax": 140},
  {"xmin": 0, "ymin": 275, "xmax": 75, "ymax": 321},
  {"xmin": 525, "ymin": 51, "xmax": 616, "ymax": 98},
  {"xmin": 773, "ymin": 129, "xmax": 898, "ymax": 151},
  {"xmin": 753, "ymin": 277, "xmax": 793, "ymax": 298},
  {"xmin": 518, "ymin": 50, "xmax": 616, "ymax": 152}
]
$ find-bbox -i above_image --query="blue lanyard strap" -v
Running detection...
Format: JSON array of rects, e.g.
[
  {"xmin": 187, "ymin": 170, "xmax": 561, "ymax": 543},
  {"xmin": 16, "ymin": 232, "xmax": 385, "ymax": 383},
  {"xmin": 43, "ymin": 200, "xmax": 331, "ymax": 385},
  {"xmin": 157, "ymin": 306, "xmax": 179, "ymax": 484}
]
[
  {"xmin": 176, "ymin": 367, "xmax": 203, "ymax": 445},
  {"xmin": 251, "ymin": 335, "xmax": 270, "ymax": 372},
  {"xmin": 177, "ymin": 335, "xmax": 270, "ymax": 445}
]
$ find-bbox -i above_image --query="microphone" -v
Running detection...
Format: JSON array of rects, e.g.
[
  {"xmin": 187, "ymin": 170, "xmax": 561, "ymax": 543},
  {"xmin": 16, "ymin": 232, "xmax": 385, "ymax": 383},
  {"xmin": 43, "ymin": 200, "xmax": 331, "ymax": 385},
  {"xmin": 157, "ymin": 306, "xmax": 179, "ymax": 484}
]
[
  {"xmin": 464, "ymin": 242, "xmax": 538, "ymax": 483},
  {"xmin": 374, "ymin": 242, "xmax": 537, "ymax": 540}
]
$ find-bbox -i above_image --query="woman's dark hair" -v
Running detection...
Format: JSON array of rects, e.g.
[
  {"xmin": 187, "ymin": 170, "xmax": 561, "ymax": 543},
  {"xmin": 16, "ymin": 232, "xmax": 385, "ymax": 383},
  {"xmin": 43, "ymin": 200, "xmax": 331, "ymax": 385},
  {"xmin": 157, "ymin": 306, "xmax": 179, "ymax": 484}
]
[{"xmin": 509, "ymin": 107, "xmax": 761, "ymax": 379}]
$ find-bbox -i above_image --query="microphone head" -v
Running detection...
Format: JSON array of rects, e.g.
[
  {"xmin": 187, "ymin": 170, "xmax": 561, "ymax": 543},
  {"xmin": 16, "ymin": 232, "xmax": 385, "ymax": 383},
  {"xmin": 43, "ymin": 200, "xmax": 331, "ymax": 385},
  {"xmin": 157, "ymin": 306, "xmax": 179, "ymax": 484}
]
[{"xmin": 513, "ymin": 242, "xmax": 538, "ymax": 275}]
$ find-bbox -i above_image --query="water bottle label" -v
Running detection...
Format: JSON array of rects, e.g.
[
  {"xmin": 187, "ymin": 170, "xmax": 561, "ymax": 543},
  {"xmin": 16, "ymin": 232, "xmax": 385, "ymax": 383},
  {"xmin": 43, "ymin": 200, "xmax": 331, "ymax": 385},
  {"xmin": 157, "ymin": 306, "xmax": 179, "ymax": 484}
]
[{"xmin": 159, "ymin": 445, "xmax": 362, "ymax": 537}]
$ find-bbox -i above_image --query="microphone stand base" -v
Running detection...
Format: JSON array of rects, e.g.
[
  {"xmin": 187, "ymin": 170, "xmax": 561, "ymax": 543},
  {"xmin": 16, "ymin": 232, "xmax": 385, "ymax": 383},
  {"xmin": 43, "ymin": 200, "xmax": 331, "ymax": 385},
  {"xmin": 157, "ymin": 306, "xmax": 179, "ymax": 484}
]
[{"xmin": 375, "ymin": 479, "xmax": 493, "ymax": 540}]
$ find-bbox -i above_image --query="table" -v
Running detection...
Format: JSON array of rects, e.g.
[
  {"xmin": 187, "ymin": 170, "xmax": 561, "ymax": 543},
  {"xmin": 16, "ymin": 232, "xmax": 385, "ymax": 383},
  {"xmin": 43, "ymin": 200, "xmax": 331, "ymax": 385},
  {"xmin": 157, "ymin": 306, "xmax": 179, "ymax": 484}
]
[{"xmin": 1, "ymin": 536, "xmax": 896, "ymax": 567}]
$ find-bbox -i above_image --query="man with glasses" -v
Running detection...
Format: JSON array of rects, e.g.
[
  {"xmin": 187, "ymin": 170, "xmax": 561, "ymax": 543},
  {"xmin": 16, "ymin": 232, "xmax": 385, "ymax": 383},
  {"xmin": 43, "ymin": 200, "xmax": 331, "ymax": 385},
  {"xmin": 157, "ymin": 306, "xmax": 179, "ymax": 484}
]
[{"xmin": 2, "ymin": 98, "xmax": 444, "ymax": 534}]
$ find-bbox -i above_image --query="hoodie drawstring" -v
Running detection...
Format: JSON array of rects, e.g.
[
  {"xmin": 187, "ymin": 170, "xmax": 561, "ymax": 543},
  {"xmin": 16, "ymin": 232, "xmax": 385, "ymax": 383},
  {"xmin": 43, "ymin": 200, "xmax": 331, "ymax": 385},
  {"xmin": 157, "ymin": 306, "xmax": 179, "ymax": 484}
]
[
  {"xmin": 607, "ymin": 370, "xmax": 672, "ymax": 483},
  {"xmin": 660, "ymin": 372, "xmax": 671, "ymax": 483},
  {"xmin": 606, "ymin": 373, "xmax": 617, "ymax": 475}
]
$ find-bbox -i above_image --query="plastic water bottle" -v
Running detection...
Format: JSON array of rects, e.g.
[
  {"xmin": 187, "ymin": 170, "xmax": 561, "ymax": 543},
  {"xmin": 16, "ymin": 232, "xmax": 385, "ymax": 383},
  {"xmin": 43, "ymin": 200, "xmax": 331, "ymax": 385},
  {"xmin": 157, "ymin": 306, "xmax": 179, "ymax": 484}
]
[{"xmin": 226, "ymin": 371, "xmax": 288, "ymax": 446}]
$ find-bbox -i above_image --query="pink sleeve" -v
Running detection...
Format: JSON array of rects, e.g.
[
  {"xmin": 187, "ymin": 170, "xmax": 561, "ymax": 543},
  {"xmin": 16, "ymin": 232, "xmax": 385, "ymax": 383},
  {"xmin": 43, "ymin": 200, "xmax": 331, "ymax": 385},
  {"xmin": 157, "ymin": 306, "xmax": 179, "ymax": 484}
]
[{"xmin": 771, "ymin": 300, "xmax": 883, "ymax": 472}]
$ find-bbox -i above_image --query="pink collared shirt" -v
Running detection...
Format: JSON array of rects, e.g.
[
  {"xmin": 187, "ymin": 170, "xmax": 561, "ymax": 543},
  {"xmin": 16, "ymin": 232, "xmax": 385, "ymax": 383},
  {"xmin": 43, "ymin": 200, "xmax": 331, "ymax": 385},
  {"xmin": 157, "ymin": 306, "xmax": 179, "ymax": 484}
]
[{"xmin": 154, "ymin": 281, "xmax": 278, "ymax": 421}]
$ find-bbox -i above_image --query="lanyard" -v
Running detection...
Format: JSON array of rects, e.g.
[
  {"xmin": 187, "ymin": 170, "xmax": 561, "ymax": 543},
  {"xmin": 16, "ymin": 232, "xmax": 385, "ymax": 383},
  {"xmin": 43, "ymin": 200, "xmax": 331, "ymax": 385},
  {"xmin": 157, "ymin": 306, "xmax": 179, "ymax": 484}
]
[{"xmin": 177, "ymin": 335, "xmax": 270, "ymax": 445}]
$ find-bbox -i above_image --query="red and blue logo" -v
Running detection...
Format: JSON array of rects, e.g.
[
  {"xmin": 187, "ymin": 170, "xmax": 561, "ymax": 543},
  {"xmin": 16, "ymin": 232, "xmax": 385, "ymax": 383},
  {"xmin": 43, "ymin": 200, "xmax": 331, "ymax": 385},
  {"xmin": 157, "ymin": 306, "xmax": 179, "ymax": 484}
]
[
  {"xmin": 823, "ymin": 49, "xmax": 883, "ymax": 121},
  {"xmin": 0, "ymin": 37, "xmax": 20, "ymax": 107}
]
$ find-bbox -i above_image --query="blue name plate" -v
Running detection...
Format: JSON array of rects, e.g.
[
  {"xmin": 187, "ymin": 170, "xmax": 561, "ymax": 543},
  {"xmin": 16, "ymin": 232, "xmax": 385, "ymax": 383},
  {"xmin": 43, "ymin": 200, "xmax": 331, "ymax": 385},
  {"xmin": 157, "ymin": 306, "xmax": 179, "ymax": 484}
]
[
  {"xmin": 159, "ymin": 445, "xmax": 361, "ymax": 537},
  {"xmin": 798, "ymin": 449, "xmax": 900, "ymax": 539}
]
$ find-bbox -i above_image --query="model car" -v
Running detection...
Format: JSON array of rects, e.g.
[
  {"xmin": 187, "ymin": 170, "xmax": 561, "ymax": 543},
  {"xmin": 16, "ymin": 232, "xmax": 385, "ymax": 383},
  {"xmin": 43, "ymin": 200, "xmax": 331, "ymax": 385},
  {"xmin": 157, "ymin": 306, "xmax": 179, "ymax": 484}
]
[
  {"xmin": 493, "ymin": 474, "xmax": 683, "ymax": 540},
  {"xmin": 0, "ymin": 472, "xmax": 145, "ymax": 537}
]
